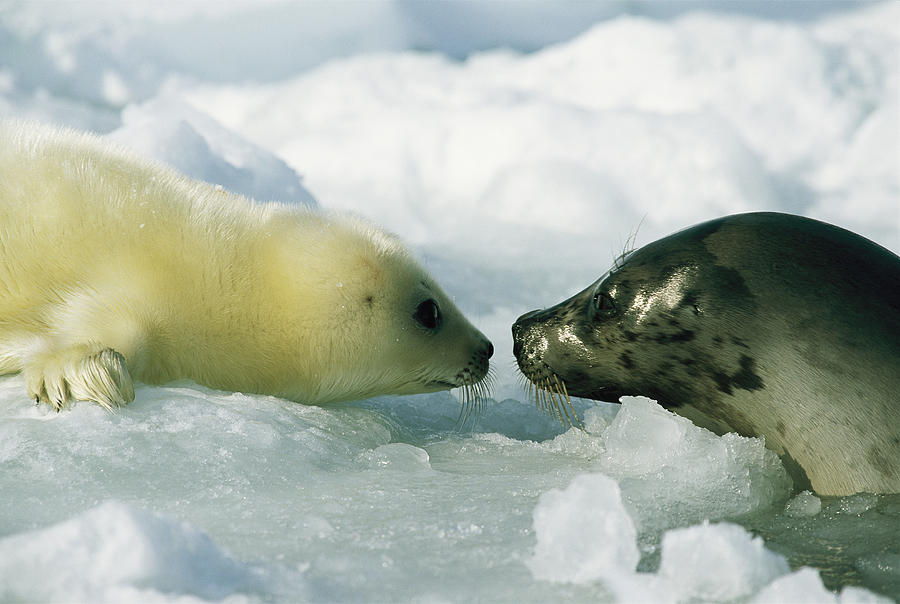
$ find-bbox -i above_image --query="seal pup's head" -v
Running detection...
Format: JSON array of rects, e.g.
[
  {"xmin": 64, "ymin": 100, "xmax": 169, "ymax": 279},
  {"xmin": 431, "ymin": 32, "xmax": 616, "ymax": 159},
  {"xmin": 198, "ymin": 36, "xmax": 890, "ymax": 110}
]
[{"xmin": 260, "ymin": 208, "xmax": 493, "ymax": 407}]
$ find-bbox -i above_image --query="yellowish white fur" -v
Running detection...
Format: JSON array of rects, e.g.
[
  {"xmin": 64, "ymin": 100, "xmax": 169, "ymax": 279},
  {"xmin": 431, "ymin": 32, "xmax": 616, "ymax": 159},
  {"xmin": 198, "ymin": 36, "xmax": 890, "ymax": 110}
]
[{"xmin": 0, "ymin": 120, "xmax": 492, "ymax": 409}]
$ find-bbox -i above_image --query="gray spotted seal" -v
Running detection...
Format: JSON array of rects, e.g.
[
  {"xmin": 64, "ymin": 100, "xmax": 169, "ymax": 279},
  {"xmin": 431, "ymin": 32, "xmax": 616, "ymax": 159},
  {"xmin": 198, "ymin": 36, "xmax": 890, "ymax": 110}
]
[
  {"xmin": 512, "ymin": 212, "xmax": 899, "ymax": 496},
  {"xmin": 0, "ymin": 120, "xmax": 493, "ymax": 412}
]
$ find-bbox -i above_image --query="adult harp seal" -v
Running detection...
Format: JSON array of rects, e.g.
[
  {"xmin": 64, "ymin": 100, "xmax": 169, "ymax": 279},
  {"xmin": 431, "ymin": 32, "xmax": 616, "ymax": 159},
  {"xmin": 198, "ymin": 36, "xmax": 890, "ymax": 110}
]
[{"xmin": 513, "ymin": 212, "xmax": 899, "ymax": 496}]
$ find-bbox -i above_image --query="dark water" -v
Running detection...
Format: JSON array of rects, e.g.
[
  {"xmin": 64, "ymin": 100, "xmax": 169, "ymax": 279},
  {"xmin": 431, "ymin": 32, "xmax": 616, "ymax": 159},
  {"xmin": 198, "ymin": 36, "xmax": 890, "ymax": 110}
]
[{"xmin": 742, "ymin": 493, "xmax": 900, "ymax": 600}]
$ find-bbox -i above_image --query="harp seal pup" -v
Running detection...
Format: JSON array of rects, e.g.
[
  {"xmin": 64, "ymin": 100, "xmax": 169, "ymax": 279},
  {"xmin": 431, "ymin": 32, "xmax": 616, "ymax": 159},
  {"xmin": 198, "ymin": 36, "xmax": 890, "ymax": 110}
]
[
  {"xmin": 0, "ymin": 120, "xmax": 492, "ymax": 410},
  {"xmin": 512, "ymin": 212, "xmax": 899, "ymax": 496}
]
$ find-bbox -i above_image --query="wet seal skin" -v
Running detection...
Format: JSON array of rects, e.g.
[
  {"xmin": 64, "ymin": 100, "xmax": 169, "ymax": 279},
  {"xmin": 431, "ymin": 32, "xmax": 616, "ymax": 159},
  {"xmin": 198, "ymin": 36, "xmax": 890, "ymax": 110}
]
[{"xmin": 513, "ymin": 212, "xmax": 900, "ymax": 496}]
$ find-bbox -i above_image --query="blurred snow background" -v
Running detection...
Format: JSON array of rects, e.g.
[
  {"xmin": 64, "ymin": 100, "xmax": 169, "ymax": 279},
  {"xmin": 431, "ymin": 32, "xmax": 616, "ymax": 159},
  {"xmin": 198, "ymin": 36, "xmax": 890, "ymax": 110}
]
[{"xmin": 1, "ymin": 1, "xmax": 898, "ymax": 602}]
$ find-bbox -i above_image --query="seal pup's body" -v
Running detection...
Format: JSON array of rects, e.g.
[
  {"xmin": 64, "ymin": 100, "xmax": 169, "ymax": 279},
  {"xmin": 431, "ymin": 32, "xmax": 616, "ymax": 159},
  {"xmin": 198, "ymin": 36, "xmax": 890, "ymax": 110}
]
[
  {"xmin": 0, "ymin": 120, "xmax": 492, "ymax": 409},
  {"xmin": 513, "ymin": 212, "xmax": 899, "ymax": 496}
]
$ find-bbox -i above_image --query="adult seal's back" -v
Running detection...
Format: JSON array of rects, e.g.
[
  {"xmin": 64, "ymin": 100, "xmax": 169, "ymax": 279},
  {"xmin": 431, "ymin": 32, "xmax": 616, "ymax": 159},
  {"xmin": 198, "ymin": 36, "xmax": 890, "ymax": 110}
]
[{"xmin": 512, "ymin": 212, "xmax": 899, "ymax": 496}]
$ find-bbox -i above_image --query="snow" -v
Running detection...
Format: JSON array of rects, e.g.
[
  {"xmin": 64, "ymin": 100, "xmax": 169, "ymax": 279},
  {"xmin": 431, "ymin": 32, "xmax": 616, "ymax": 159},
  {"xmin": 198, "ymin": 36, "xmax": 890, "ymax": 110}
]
[
  {"xmin": 0, "ymin": 501, "xmax": 282, "ymax": 603},
  {"xmin": 106, "ymin": 98, "xmax": 317, "ymax": 206},
  {"xmin": 1, "ymin": 1, "xmax": 898, "ymax": 602}
]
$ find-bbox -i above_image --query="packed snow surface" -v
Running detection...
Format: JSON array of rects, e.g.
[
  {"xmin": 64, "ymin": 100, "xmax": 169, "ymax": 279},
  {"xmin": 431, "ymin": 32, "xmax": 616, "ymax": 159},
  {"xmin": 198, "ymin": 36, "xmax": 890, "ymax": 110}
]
[{"xmin": 1, "ymin": 1, "xmax": 898, "ymax": 602}]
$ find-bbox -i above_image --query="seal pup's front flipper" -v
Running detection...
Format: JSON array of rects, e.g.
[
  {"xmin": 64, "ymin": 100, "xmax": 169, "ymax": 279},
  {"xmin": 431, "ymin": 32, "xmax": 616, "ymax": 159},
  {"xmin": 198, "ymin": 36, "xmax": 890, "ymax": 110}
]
[{"xmin": 24, "ymin": 344, "xmax": 135, "ymax": 411}]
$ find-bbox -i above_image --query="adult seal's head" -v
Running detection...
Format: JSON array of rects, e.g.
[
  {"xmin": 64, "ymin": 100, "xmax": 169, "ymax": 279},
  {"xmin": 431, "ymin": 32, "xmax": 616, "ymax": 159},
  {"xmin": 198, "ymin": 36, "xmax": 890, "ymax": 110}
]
[{"xmin": 512, "ymin": 212, "xmax": 900, "ymax": 496}]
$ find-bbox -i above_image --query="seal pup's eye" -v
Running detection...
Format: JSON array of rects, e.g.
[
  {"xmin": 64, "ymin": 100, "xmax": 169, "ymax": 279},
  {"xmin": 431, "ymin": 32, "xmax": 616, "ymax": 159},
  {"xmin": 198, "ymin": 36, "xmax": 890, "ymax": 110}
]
[
  {"xmin": 414, "ymin": 299, "xmax": 443, "ymax": 331},
  {"xmin": 592, "ymin": 291, "xmax": 616, "ymax": 317}
]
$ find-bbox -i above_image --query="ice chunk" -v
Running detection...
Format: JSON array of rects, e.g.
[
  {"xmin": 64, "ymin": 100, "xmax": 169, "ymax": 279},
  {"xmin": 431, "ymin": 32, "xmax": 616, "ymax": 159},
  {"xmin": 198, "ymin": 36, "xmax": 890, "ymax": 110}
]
[
  {"xmin": 600, "ymin": 395, "xmax": 695, "ymax": 471},
  {"xmin": 597, "ymin": 397, "xmax": 794, "ymax": 533},
  {"xmin": 361, "ymin": 442, "xmax": 432, "ymax": 471},
  {"xmin": 527, "ymin": 473, "xmax": 639, "ymax": 584},
  {"xmin": 785, "ymin": 490, "xmax": 822, "ymax": 517},
  {"xmin": 657, "ymin": 521, "xmax": 790, "ymax": 601},
  {"xmin": 581, "ymin": 402, "xmax": 621, "ymax": 434}
]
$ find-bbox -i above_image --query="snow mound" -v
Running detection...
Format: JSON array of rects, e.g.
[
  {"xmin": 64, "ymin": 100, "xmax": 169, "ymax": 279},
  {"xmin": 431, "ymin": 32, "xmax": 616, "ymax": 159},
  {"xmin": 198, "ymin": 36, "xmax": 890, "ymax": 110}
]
[
  {"xmin": 0, "ymin": 501, "xmax": 271, "ymax": 602},
  {"xmin": 106, "ymin": 97, "xmax": 316, "ymax": 205}
]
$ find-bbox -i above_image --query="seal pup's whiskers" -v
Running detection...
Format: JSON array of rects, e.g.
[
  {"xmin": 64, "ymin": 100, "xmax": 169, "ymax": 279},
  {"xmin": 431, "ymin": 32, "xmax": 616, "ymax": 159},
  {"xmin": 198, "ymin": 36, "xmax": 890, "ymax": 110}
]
[{"xmin": 454, "ymin": 370, "xmax": 494, "ymax": 430}]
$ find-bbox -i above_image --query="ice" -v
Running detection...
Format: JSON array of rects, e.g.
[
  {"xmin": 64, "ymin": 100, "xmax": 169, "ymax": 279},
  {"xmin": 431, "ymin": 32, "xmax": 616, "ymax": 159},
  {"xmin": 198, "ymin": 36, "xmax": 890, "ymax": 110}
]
[
  {"xmin": 360, "ymin": 442, "xmax": 432, "ymax": 472},
  {"xmin": 596, "ymin": 397, "xmax": 794, "ymax": 536},
  {"xmin": 0, "ymin": 1, "xmax": 898, "ymax": 602},
  {"xmin": 527, "ymin": 473, "xmax": 639, "ymax": 584},
  {"xmin": 657, "ymin": 522, "xmax": 790, "ymax": 601},
  {"xmin": 0, "ymin": 500, "xmax": 292, "ymax": 603},
  {"xmin": 785, "ymin": 490, "xmax": 824, "ymax": 518}
]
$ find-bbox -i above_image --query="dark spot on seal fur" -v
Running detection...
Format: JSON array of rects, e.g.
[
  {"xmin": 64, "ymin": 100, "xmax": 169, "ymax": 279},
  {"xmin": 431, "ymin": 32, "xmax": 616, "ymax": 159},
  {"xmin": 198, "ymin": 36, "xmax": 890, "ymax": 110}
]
[
  {"xmin": 712, "ymin": 371, "xmax": 734, "ymax": 395},
  {"xmin": 730, "ymin": 336, "xmax": 749, "ymax": 349},
  {"xmin": 776, "ymin": 421, "xmax": 786, "ymax": 437},
  {"xmin": 868, "ymin": 446, "xmax": 899, "ymax": 480},
  {"xmin": 733, "ymin": 355, "xmax": 764, "ymax": 391},
  {"xmin": 652, "ymin": 329, "xmax": 695, "ymax": 343},
  {"xmin": 712, "ymin": 354, "xmax": 764, "ymax": 395},
  {"xmin": 678, "ymin": 357, "xmax": 702, "ymax": 378},
  {"xmin": 619, "ymin": 352, "xmax": 634, "ymax": 369},
  {"xmin": 655, "ymin": 361, "xmax": 674, "ymax": 376},
  {"xmin": 565, "ymin": 368, "xmax": 592, "ymax": 388},
  {"xmin": 623, "ymin": 331, "xmax": 639, "ymax": 342},
  {"xmin": 709, "ymin": 266, "xmax": 753, "ymax": 303},
  {"xmin": 365, "ymin": 295, "xmax": 374, "ymax": 307}
]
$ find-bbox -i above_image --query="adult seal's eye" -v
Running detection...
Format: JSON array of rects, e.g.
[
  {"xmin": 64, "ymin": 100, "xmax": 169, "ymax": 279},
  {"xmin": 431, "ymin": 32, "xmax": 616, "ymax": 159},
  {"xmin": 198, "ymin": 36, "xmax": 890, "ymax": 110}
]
[
  {"xmin": 592, "ymin": 291, "xmax": 616, "ymax": 317},
  {"xmin": 414, "ymin": 299, "xmax": 443, "ymax": 331}
]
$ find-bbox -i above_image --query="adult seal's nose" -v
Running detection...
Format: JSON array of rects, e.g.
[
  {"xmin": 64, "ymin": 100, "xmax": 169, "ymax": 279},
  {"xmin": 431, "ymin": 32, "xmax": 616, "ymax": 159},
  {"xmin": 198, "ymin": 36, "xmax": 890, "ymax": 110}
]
[{"xmin": 512, "ymin": 308, "xmax": 544, "ymax": 341}]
